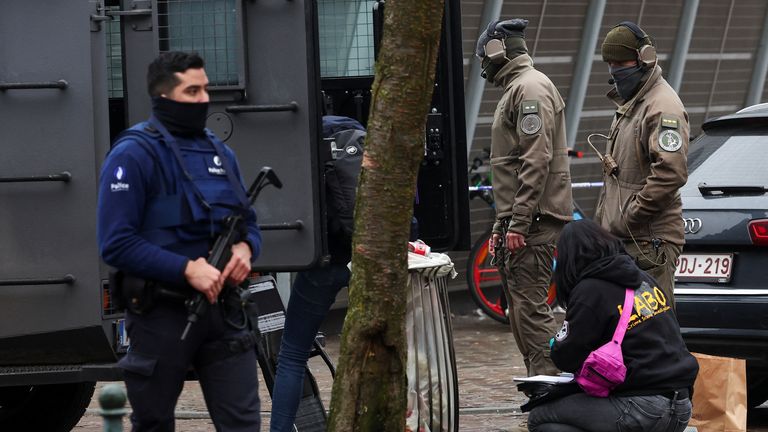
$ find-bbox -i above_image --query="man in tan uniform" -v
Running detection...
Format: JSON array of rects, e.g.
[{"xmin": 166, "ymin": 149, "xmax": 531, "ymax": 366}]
[
  {"xmin": 595, "ymin": 22, "xmax": 689, "ymax": 309},
  {"xmin": 476, "ymin": 18, "xmax": 573, "ymax": 376}
]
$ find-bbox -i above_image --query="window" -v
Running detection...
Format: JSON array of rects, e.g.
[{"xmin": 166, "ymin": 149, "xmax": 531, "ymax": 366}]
[
  {"xmin": 318, "ymin": 0, "xmax": 376, "ymax": 78},
  {"xmin": 157, "ymin": 0, "xmax": 244, "ymax": 88},
  {"xmin": 685, "ymin": 132, "xmax": 768, "ymax": 193},
  {"xmin": 106, "ymin": 5, "xmax": 124, "ymax": 98}
]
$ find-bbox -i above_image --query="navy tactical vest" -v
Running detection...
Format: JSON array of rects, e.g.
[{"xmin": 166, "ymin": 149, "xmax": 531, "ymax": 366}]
[{"xmin": 110, "ymin": 118, "xmax": 249, "ymax": 247}]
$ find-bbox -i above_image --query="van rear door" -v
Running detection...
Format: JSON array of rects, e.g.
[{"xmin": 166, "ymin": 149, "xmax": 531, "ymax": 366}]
[
  {"xmin": 119, "ymin": 0, "xmax": 323, "ymax": 270},
  {"xmin": 0, "ymin": 1, "xmax": 114, "ymax": 363}
]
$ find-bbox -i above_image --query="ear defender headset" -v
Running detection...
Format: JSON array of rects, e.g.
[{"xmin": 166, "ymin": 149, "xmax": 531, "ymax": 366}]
[
  {"xmin": 479, "ymin": 33, "xmax": 508, "ymax": 80},
  {"xmin": 484, "ymin": 37, "xmax": 507, "ymax": 64},
  {"xmin": 479, "ymin": 19, "xmax": 528, "ymax": 79},
  {"xmin": 616, "ymin": 21, "xmax": 657, "ymax": 68}
]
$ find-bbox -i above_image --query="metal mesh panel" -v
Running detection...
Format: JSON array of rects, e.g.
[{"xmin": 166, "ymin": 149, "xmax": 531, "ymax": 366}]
[
  {"xmin": 157, "ymin": 0, "xmax": 242, "ymax": 87},
  {"xmin": 318, "ymin": 0, "xmax": 376, "ymax": 77},
  {"xmin": 106, "ymin": 7, "xmax": 124, "ymax": 98}
]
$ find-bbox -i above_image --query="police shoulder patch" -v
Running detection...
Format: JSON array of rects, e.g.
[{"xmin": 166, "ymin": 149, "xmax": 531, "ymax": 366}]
[
  {"xmin": 520, "ymin": 100, "xmax": 541, "ymax": 134},
  {"xmin": 658, "ymin": 114, "xmax": 683, "ymax": 151},
  {"xmin": 658, "ymin": 129, "xmax": 683, "ymax": 152},
  {"xmin": 520, "ymin": 113, "xmax": 542, "ymax": 135}
]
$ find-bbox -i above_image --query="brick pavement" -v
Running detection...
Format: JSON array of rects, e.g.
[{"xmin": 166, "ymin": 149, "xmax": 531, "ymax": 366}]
[
  {"xmin": 74, "ymin": 305, "xmax": 533, "ymax": 431},
  {"xmin": 70, "ymin": 302, "xmax": 768, "ymax": 431}
]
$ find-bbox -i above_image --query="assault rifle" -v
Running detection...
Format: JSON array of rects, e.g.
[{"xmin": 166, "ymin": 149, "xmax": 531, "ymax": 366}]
[{"xmin": 180, "ymin": 166, "xmax": 283, "ymax": 340}]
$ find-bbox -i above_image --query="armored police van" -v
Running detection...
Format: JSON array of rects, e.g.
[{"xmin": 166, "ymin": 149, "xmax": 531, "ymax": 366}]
[{"xmin": 0, "ymin": 0, "xmax": 467, "ymax": 430}]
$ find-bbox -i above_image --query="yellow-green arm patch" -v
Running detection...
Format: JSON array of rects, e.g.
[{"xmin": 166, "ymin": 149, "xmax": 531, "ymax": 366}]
[
  {"xmin": 521, "ymin": 100, "xmax": 539, "ymax": 114},
  {"xmin": 660, "ymin": 116, "xmax": 679, "ymax": 129}
]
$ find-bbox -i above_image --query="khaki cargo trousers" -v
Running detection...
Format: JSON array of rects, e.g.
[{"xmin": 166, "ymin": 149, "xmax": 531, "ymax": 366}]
[{"xmin": 498, "ymin": 218, "xmax": 563, "ymax": 376}]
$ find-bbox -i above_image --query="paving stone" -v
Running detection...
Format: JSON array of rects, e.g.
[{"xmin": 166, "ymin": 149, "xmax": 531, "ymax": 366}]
[{"xmin": 76, "ymin": 309, "xmax": 534, "ymax": 431}]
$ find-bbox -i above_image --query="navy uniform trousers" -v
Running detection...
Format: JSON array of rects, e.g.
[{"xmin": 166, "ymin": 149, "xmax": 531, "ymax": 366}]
[{"xmin": 119, "ymin": 299, "xmax": 260, "ymax": 432}]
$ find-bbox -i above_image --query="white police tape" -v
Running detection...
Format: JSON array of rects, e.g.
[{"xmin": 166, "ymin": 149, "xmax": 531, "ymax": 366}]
[{"xmin": 468, "ymin": 181, "xmax": 604, "ymax": 192}]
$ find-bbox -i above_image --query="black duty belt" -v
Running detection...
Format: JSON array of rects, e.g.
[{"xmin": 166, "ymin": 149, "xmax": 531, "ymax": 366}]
[{"xmin": 155, "ymin": 285, "xmax": 191, "ymax": 302}]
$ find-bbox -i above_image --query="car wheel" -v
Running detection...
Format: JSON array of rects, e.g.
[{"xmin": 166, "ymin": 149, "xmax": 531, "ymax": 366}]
[
  {"xmin": 0, "ymin": 382, "xmax": 95, "ymax": 431},
  {"xmin": 748, "ymin": 372, "xmax": 768, "ymax": 408}
]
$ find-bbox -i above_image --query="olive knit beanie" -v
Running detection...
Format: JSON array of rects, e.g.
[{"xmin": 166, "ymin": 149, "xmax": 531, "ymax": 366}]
[{"xmin": 601, "ymin": 25, "xmax": 640, "ymax": 63}]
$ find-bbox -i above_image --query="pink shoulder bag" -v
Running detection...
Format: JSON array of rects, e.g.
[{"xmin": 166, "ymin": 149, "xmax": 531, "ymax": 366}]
[{"xmin": 575, "ymin": 288, "xmax": 635, "ymax": 397}]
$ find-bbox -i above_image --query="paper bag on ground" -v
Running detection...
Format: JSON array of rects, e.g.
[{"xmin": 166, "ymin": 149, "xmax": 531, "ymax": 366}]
[{"xmin": 688, "ymin": 352, "xmax": 747, "ymax": 432}]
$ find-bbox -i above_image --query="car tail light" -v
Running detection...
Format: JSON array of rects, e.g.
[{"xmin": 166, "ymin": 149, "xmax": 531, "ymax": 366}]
[{"xmin": 748, "ymin": 219, "xmax": 768, "ymax": 246}]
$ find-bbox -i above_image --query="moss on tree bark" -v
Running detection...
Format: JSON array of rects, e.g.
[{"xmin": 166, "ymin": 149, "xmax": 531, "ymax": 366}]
[{"xmin": 326, "ymin": 0, "xmax": 445, "ymax": 430}]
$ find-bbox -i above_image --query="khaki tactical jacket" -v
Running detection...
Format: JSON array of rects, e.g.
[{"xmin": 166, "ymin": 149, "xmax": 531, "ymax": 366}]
[
  {"xmin": 595, "ymin": 66, "xmax": 689, "ymax": 246},
  {"xmin": 490, "ymin": 55, "xmax": 573, "ymax": 238}
]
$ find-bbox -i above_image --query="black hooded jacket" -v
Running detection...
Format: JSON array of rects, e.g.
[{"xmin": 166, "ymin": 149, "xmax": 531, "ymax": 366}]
[{"xmin": 551, "ymin": 254, "xmax": 698, "ymax": 395}]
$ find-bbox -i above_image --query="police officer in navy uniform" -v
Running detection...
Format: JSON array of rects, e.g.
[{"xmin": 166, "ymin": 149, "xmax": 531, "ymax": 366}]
[{"xmin": 97, "ymin": 51, "xmax": 261, "ymax": 431}]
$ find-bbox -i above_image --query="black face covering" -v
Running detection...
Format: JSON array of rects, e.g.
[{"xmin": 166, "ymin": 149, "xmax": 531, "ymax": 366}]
[
  {"xmin": 609, "ymin": 64, "xmax": 645, "ymax": 101},
  {"xmin": 481, "ymin": 57, "xmax": 504, "ymax": 83},
  {"xmin": 151, "ymin": 96, "xmax": 209, "ymax": 136}
]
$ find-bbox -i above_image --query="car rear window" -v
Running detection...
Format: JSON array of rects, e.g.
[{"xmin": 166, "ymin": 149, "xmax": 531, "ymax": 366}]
[{"xmin": 686, "ymin": 132, "xmax": 768, "ymax": 188}]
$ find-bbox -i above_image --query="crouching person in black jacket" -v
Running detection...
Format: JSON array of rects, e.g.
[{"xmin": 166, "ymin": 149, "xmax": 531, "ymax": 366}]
[{"xmin": 528, "ymin": 219, "xmax": 698, "ymax": 432}]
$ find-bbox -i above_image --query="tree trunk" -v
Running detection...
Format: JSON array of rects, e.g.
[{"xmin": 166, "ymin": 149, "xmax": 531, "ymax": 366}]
[{"xmin": 326, "ymin": 0, "xmax": 445, "ymax": 431}]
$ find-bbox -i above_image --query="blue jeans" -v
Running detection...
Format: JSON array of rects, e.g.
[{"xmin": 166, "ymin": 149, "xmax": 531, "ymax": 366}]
[
  {"xmin": 269, "ymin": 264, "xmax": 350, "ymax": 432},
  {"xmin": 528, "ymin": 392, "xmax": 692, "ymax": 432}
]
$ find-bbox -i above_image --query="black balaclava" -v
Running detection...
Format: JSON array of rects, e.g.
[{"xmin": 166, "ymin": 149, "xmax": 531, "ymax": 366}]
[
  {"xmin": 481, "ymin": 57, "xmax": 504, "ymax": 83},
  {"xmin": 602, "ymin": 23, "xmax": 653, "ymax": 101},
  {"xmin": 151, "ymin": 96, "xmax": 209, "ymax": 136},
  {"xmin": 609, "ymin": 64, "xmax": 646, "ymax": 101}
]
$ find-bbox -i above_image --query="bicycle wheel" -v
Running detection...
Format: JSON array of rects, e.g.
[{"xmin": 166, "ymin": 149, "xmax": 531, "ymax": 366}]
[{"xmin": 466, "ymin": 231, "xmax": 509, "ymax": 324}]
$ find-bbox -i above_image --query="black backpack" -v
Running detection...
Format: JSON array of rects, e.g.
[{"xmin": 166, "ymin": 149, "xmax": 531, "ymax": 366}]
[
  {"xmin": 321, "ymin": 116, "xmax": 418, "ymax": 263},
  {"xmin": 324, "ymin": 127, "xmax": 366, "ymax": 239}
]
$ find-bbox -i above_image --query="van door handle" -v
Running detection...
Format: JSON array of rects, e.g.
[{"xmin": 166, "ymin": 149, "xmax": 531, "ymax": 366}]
[
  {"xmin": 259, "ymin": 220, "xmax": 304, "ymax": 231},
  {"xmin": 0, "ymin": 275, "xmax": 76, "ymax": 287},
  {"xmin": 225, "ymin": 102, "xmax": 299, "ymax": 113},
  {"xmin": 106, "ymin": 9, "xmax": 152, "ymax": 17},
  {"xmin": 0, "ymin": 172, "xmax": 72, "ymax": 183},
  {"xmin": 0, "ymin": 80, "xmax": 68, "ymax": 91}
]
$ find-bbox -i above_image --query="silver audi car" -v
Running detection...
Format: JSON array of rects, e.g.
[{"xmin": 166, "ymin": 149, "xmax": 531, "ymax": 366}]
[{"xmin": 675, "ymin": 103, "xmax": 768, "ymax": 408}]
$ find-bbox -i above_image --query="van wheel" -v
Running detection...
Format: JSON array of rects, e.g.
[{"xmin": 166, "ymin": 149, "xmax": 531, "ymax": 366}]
[{"xmin": 0, "ymin": 382, "xmax": 95, "ymax": 431}]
